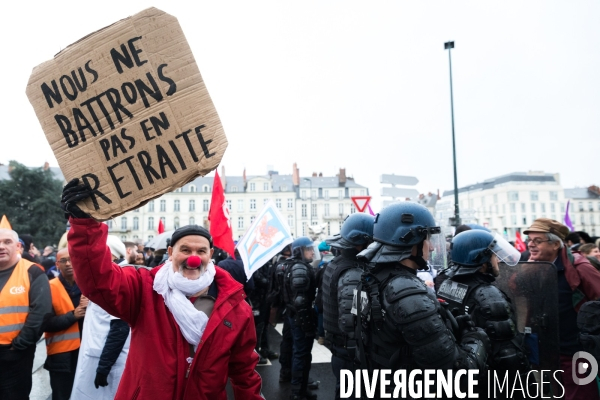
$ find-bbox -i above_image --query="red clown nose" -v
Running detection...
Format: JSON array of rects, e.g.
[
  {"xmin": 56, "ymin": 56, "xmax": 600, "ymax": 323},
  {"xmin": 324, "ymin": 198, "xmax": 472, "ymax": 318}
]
[{"xmin": 186, "ymin": 255, "xmax": 202, "ymax": 269}]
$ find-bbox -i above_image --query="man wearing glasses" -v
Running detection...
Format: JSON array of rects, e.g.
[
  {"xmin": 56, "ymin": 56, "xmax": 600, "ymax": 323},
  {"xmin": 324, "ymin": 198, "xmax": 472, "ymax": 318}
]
[
  {"xmin": 43, "ymin": 248, "xmax": 88, "ymax": 400},
  {"xmin": 523, "ymin": 218, "xmax": 600, "ymax": 400}
]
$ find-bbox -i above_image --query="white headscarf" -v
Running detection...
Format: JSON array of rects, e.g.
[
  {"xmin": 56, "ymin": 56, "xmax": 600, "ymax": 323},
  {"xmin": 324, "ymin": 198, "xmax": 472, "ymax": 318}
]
[{"xmin": 153, "ymin": 260, "xmax": 216, "ymax": 349}]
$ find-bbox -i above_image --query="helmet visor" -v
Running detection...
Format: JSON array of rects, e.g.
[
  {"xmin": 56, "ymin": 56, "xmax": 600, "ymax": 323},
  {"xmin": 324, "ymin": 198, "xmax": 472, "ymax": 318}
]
[
  {"xmin": 427, "ymin": 230, "xmax": 447, "ymax": 270},
  {"xmin": 489, "ymin": 232, "xmax": 521, "ymax": 266}
]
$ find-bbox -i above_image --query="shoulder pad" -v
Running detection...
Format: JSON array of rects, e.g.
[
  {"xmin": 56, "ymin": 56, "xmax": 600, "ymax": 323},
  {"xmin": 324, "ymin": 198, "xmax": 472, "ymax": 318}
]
[
  {"xmin": 472, "ymin": 284, "xmax": 507, "ymax": 304},
  {"xmin": 384, "ymin": 274, "xmax": 428, "ymax": 304}
]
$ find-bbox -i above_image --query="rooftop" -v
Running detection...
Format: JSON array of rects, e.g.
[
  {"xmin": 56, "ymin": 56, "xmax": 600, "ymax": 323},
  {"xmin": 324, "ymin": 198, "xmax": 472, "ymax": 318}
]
[{"xmin": 442, "ymin": 171, "xmax": 558, "ymax": 197}]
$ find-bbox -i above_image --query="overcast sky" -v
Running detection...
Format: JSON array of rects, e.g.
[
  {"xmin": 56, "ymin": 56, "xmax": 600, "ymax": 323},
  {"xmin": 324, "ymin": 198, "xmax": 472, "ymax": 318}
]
[{"xmin": 2, "ymin": 1, "xmax": 599, "ymax": 208}]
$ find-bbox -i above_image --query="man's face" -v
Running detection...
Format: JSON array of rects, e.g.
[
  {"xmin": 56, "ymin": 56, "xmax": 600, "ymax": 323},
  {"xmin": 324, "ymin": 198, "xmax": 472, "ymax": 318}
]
[
  {"xmin": 489, "ymin": 254, "xmax": 500, "ymax": 277},
  {"xmin": 0, "ymin": 231, "xmax": 21, "ymax": 269},
  {"xmin": 527, "ymin": 232, "xmax": 561, "ymax": 262},
  {"xmin": 303, "ymin": 247, "xmax": 315, "ymax": 263},
  {"xmin": 126, "ymin": 246, "xmax": 139, "ymax": 264},
  {"xmin": 43, "ymin": 246, "xmax": 53, "ymax": 256},
  {"xmin": 56, "ymin": 249, "xmax": 74, "ymax": 280},
  {"xmin": 168, "ymin": 236, "xmax": 214, "ymax": 280}
]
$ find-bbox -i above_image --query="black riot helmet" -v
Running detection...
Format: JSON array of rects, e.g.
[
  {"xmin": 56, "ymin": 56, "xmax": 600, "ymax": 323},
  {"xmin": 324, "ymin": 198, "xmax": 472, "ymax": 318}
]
[
  {"xmin": 358, "ymin": 202, "xmax": 443, "ymax": 270},
  {"xmin": 329, "ymin": 213, "xmax": 374, "ymax": 250}
]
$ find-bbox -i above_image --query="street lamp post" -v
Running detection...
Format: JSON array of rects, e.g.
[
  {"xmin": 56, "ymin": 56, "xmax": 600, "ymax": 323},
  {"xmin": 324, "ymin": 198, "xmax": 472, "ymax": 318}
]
[{"xmin": 445, "ymin": 41, "xmax": 461, "ymax": 227}]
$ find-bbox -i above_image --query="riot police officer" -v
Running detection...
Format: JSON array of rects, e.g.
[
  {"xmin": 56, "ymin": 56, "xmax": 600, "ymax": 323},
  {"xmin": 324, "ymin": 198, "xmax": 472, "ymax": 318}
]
[
  {"xmin": 283, "ymin": 237, "xmax": 319, "ymax": 400},
  {"xmin": 356, "ymin": 202, "xmax": 490, "ymax": 398},
  {"xmin": 322, "ymin": 213, "xmax": 374, "ymax": 400},
  {"xmin": 438, "ymin": 229, "xmax": 529, "ymax": 397}
]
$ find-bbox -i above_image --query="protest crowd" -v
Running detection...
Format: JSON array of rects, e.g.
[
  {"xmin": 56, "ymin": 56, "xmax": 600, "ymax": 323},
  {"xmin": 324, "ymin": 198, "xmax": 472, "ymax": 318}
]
[
  {"xmin": 1, "ymin": 180, "xmax": 600, "ymax": 400},
  {"xmin": 1, "ymin": 6, "xmax": 599, "ymax": 400}
]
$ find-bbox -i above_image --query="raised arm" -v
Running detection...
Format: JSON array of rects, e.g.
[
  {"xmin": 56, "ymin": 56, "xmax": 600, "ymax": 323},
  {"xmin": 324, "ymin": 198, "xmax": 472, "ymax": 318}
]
[{"xmin": 68, "ymin": 218, "xmax": 143, "ymax": 325}]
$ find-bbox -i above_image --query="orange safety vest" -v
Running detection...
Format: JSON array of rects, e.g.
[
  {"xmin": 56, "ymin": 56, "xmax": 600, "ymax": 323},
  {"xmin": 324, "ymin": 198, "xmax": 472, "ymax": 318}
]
[
  {"xmin": 45, "ymin": 278, "xmax": 81, "ymax": 355},
  {"xmin": 0, "ymin": 258, "xmax": 37, "ymax": 344}
]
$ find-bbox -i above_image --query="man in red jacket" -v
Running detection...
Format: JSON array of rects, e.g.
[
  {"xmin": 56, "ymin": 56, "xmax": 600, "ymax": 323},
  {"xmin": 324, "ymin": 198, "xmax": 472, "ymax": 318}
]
[{"xmin": 61, "ymin": 179, "xmax": 263, "ymax": 400}]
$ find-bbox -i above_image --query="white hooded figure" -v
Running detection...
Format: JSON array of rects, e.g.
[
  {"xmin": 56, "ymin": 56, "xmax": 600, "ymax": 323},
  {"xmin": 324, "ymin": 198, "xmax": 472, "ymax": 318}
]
[{"xmin": 71, "ymin": 236, "xmax": 131, "ymax": 399}]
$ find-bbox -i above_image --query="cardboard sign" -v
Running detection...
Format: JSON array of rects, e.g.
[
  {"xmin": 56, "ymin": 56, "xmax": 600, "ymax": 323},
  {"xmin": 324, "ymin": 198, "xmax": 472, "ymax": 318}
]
[{"xmin": 26, "ymin": 7, "xmax": 227, "ymax": 220}]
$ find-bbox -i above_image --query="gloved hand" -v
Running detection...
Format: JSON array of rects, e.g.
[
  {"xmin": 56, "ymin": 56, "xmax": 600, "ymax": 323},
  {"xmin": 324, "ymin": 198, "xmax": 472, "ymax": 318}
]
[
  {"xmin": 94, "ymin": 372, "xmax": 109, "ymax": 388},
  {"xmin": 455, "ymin": 314, "xmax": 475, "ymax": 333},
  {"xmin": 61, "ymin": 178, "xmax": 92, "ymax": 219},
  {"xmin": 461, "ymin": 327, "xmax": 492, "ymax": 355}
]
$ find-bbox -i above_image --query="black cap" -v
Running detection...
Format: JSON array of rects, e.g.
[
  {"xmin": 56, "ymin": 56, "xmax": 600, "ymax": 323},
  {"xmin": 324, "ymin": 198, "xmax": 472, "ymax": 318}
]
[{"xmin": 170, "ymin": 225, "xmax": 213, "ymax": 248}]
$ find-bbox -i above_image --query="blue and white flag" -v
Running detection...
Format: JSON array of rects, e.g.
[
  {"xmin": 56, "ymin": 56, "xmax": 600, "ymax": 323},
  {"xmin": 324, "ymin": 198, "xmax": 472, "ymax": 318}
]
[{"xmin": 237, "ymin": 200, "xmax": 293, "ymax": 280}]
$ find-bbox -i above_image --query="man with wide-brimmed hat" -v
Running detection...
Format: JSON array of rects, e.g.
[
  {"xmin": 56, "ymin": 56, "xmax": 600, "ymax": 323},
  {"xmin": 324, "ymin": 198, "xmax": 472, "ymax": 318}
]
[{"xmin": 524, "ymin": 218, "xmax": 600, "ymax": 400}]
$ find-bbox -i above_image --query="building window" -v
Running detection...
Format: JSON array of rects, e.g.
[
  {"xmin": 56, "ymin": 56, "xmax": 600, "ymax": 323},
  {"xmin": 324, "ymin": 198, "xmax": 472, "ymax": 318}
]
[
  {"xmin": 134, "ymin": 208, "xmax": 139, "ymax": 212},
  {"xmin": 324, "ymin": 190, "xmax": 329, "ymax": 200},
  {"xmin": 550, "ymin": 191, "xmax": 558, "ymax": 201},
  {"xmin": 531, "ymin": 203, "xmax": 536, "ymax": 213},
  {"xmin": 264, "ymin": 198, "xmax": 269, "ymax": 205},
  {"xmin": 530, "ymin": 191, "xmax": 539, "ymax": 201},
  {"xmin": 281, "ymin": 185, "xmax": 287, "ymax": 191},
  {"xmin": 591, "ymin": 215, "xmax": 595, "ymax": 225},
  {"xmin": 581, "ymin": 215, "xmax": 586, "ymax": 225},
  {"xmin": 502, "ymin": 204, "xmax": 506, "ymax": 214},
  {"xmin": 148, "ymin": 217, "xmax": 154, "ymax": 230},
  {"xmin": 203, "ymin": 200, "xmax": 209, "ymax": 212},
  {"xmin": 522, "ymin": 217, "xmax": 527, "ymax": 225},
  {"xmin": 350, "ymin": 204, "xmax": 356, "ymax": 214},
  {"xmin": 360, "ymin": 190, "xmax": 366, "ymax": 196},
  {"xmin": 121, "ymin": 235, "xmax": 127, "ymax": 241},
  {"xmin": 238, "ymin": 217, "xmax": 244, "ymax": 229},
  {"xmin": 148, "ymin": 200, "xmax": 154, "ymax": 212},
  {"xmin": 339, "ymin": 190, "xmax": 343, "ymax": 199},
  {"xmin": 160, "ymin": 200, "xmax": 166, "ymax": 212},
  {"xmin": 175, "ymin": 188, "xmax": 182, "ymax": 193},
  {"xmin": 276, "ymin": 199, "xmax": 282, "ymax": 209},
  {"xmin": 238, "ymin": 200, "xmax": 244, "ymax": 211},
  {"xmin": 263, "ymin": 183, "xmax": 269, "ymax": 191},
  {"xmin": 324, "ymin": 204, "xmax": 330, "ymax": 216},
  {"xmin": 231, "ymin": 186, "xmax": 237, "ymax": 192},
  {"xmin": 107, "ymin": 220, "xmax": 113, "ymax": 229},
  {"xmin": 301, "ymin": 190, "xmax": 307, "ymax": 200},
  {"xmin": 189, "ymin": 217, "xmax": 195, "ymax": 225},
  {"xmin": 288, "ymin": 198, "xmax": 294, "ymax": 209},
  {"xmin": 311, "ymin": 190, "xmax": 317, "ymax": 200},
  {"xmin": 561, "ymin": 203, "xmax": 565, "ymax": 213},
  {"xmin": 174, "ymin": 217, "xmax": 180, "ymax": 229},
  {"xmin": 160, "ymin": 217, "xmax": 166, "ymax": 228},
  {"xmin": 302, "ymin": 222, "xmax": 307, "ymax": 236},
  {"xmin": 493, "ymin": 194, "xmax": 498, "ymax": 203},
  {"xmin": 250, "ymin": 199, "xmax": 256, "ymax": 210},
  {"xmin": 508, "ymin": 191, "xmax": 519, "ymax": 201},
  {"xmin": 311, "ymin": 204, "xmax": 317, "ymax": 218},
  {"xmin": 302, "ymin": 204, "xmax": 307, "ymax": 217},
  {"xmin": 521, "ymin": 203, "xmax": 526, "ymax": 213},
  {"xmin": 541, "ymin": 203, "xmax": 546, "ymax": 213},
  {"xmin": 250, "ymin": 216, "xmax": 256, "ymax": 224},
  {"xmin": 133, "ymin": 235, "xmax": 138, "ymax": 239},
  {"xmin": 288, "ymin": 215, "xmax": 294, "ymax": 227},
  {"xmin": 339, "ymin": 203, "xmax": 344, "ymax": 215},
  {"xmin": 250, "ymin": 183, "xmax": 256, "ymax": 192},
  {"xmin": 589, "ymin": 202, "xmax": 594, "ymax": 211},
  {"xmin": 481, "ymin": 197, "xmax": 486, "ymax": 207},
  {"xmin": 578, "ymin": 202, "xmax": 584, "ymax": 211},
  {"xmin": 133, "ymin": 217, "xmax": 139, "ymax": 230},
  {"xmin": 174, "ymin": 200, "xmax": 180, "ymax": 212},
  {"xmin": 148, "ymin": 235, "xmax": 154, "ymax": 241},
  {"xmin": 511, "ymin": 215, "xmax": 517, "ymax": 225},
  {"xmin": 350, "ymin": 190, "xmax": 355, "ymax": 196},
  {"xmin": 189, "ymin": 200, "xmax": 195, "ymax": 211},
  {"xmin": 550, "ymin": 203, "xmax": 555, "ymax": 212},
  {"xmin": 202, "ymin": 185, "xmax": 210, "ymax": 193},
  {"xmin": 339, "ymin": 221, "xmax": 343, "ymax": 231},
  {"xmin": 189, "ymin": 185, "xmax": 196, "ymax": 193},
  {"xmin": 121, "ymin": 217, "xmax": 127, "ymax": 230},
  {"xmin": 226, "ymin": 200, "xmax": 232, "ymax": 210}
]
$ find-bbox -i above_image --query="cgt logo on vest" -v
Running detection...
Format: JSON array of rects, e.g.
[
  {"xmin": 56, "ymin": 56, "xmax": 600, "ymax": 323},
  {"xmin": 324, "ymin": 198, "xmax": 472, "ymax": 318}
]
[{"xmin": 9, "ymin": 286, "xmax": 26, "ymax": 295}]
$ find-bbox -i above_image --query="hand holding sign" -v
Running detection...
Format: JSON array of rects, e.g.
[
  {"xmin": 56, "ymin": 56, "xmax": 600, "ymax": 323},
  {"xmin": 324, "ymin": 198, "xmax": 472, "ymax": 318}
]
[{"xmin": 26, "ymin": 8, "xmax": 227, "ymax": 220}]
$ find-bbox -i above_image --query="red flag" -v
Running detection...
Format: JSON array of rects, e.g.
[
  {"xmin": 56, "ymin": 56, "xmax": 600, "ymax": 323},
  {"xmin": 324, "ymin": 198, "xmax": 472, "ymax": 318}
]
[
  {"xmin": 157, "ymin": 219, "xmax": 165, "ymax": 234},
  {"xmin": 208, "ymin": 171, "xmax": 235, "ymax": 258},
  {"xmin": 515, "ymin": 231, "xmax": 526, "ymax": 253}
]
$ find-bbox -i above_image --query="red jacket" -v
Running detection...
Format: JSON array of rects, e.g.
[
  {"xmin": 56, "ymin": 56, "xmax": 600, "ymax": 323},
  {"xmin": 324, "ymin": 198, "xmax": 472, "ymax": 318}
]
[
  {"xmin": 68, "ymin": 218, "xmax": 263, "ymax": 400},
  {"xmin": 560, "ymin": 248, "xmax": 600, "ymax": 310}
]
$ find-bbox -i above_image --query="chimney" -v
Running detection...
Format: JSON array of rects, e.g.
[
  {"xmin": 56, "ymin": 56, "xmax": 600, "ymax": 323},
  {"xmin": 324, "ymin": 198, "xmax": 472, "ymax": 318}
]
[
  {"xmin": 318, "ymin": 172, "xmax": 323, "ymax": 177},
  {"xmin": 243, "ymin": 168, "xmax": 247, "ymax": 189},
  {"xmin": 338, "ymin": 168, "xmax": 346, "ymax": 186},
  {"xmin": 292, "ymin": 163, "xmax": 300, "ymax": 186},
  {"xmin": 221, "ymin": 165, "xmax": 226, "ymax": 189},
  {"xmin": 312, "ymin": 172, "xmax": 317, "ymax": 177},
  {"xmin": 43, "ymin": 162, "xmax": 50, "ymax": 171}
]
